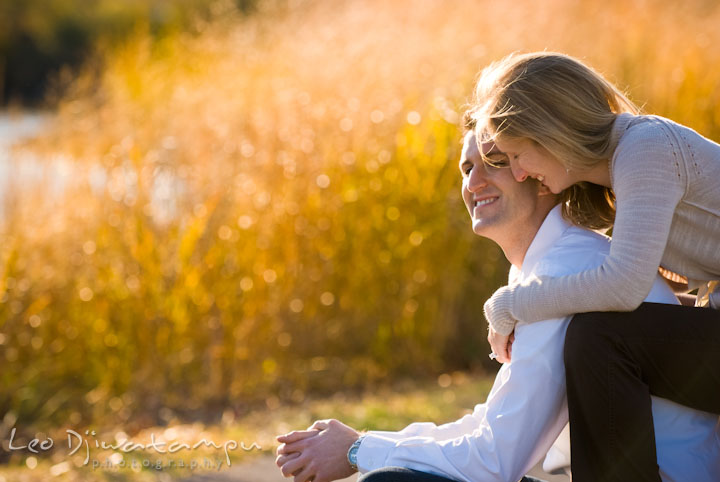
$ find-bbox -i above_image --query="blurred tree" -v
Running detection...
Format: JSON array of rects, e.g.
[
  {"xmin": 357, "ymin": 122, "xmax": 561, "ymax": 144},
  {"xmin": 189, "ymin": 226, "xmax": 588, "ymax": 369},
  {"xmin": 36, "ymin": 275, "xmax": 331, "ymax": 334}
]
[{"xmin": 0, "ymin": 0, "xmax": 258, "ymax": 106}]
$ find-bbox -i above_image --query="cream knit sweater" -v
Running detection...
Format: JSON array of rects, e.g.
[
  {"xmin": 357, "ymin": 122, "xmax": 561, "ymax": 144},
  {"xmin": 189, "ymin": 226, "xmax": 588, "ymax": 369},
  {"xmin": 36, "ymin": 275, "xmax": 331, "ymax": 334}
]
[{"xmin": 485, "ymin": 113, "xmax": 720, "ymax": 335}]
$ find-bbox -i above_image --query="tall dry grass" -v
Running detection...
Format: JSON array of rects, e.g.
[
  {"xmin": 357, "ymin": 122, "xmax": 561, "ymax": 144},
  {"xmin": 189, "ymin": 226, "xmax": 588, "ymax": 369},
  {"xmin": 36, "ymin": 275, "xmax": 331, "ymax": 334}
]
[{"xmin": 2, "ymin": 0, "xmax": 719, "ymax": 430}]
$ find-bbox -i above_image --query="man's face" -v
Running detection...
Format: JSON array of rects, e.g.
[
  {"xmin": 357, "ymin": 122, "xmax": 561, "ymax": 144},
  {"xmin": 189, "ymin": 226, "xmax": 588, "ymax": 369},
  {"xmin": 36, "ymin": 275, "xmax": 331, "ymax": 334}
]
[{"xmin": 459, "ymin": 131, "xmax": 542, "ymax": 242}]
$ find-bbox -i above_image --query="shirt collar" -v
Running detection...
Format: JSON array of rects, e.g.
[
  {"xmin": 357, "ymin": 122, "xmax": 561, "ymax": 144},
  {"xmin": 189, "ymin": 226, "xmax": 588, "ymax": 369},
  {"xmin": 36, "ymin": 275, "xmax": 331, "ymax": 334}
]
[{"xmin": 509, "ymin": 204, "xmax": 573, "ymax": 283}]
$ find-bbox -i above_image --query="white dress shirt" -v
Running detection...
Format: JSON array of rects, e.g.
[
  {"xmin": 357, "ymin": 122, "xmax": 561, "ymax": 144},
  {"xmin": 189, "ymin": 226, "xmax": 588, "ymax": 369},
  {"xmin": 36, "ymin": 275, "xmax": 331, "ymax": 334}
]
[{"xmin": 356, "ymin": 205, "xmax": 720, "ymax": 482}]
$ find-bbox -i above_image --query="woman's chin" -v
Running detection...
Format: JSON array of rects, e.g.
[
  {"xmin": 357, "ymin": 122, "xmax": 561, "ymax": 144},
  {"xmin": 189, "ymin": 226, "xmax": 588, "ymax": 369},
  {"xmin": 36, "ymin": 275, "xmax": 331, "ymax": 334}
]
[{"xmin": 541, "ymin": 181, "xmax": 563, "ymax": 194}]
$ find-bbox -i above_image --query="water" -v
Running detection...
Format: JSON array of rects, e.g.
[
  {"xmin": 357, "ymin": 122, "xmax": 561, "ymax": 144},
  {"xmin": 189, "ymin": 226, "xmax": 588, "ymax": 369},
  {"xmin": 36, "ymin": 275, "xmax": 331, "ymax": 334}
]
[
  {"xmin": 0, "ymin": 111, "xmax": 53, "ymax": 200},
  {"xmin": 0, "ymin": 110, "xmax": 186, "ymax": 225},
  {"xmin": 0, "ymin": 111, "xmax": 48, "ymax": 143}
]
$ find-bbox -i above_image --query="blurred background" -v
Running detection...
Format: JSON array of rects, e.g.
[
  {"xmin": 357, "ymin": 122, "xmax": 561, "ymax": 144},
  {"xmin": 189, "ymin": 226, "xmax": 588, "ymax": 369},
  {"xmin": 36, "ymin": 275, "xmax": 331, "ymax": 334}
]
[{"xmin": 1, "ymin": 0, "xmax": 719, "ymax": 479}]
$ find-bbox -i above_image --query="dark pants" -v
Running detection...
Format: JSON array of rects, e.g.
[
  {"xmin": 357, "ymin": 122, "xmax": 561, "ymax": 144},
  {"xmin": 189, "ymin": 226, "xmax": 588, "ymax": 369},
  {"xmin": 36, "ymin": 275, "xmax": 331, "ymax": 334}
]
[
  {"xmin": 564, "ymin": 302, "xmax": 720, "ymax": 482},
  {"xmin": 358, "ymin": 466, "xmax": 546, "ymax": 482}
]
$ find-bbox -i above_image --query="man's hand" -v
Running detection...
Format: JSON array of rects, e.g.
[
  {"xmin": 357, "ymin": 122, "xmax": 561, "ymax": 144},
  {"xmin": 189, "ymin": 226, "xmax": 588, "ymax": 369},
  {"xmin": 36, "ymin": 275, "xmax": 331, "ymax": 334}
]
[
  {"xmin": 276, "ymin": 419, "xmax": 360, "ymax": 482},
  {"xmin": 488, "ymin": 327, "xmax": 514, "ymax": 363},
  {"xmin": 275, "ymin": 428, "xmax": 320, "ymax": 479}
]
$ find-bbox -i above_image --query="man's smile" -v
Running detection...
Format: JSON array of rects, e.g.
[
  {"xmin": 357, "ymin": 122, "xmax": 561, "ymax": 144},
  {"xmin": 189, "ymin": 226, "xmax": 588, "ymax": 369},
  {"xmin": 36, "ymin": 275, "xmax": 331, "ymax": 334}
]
[{"xmin": 474, "ymin": 196, "xmax": 499, "ymax": 209}]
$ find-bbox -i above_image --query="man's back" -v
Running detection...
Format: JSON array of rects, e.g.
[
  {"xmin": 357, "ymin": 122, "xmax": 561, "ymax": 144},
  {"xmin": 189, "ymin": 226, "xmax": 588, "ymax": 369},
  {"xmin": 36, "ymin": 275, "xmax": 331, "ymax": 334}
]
[{"xmin": 518, "ymin": 206, "xmax": 720, "ymax": 481}]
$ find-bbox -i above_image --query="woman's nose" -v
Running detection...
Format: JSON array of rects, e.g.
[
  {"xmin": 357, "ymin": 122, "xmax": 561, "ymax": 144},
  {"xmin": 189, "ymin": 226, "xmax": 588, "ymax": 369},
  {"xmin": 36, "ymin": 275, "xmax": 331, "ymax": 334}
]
[{"xmin": 510, "ymin": 163, "xmax": 529, "ymax": 182}]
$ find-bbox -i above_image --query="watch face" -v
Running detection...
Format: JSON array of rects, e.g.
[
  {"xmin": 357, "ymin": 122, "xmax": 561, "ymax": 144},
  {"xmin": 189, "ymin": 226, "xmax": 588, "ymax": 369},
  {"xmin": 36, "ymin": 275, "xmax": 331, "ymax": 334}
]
[{"xmin": 348, "ymin": 437, "xmax": 362, "ymax": 467}]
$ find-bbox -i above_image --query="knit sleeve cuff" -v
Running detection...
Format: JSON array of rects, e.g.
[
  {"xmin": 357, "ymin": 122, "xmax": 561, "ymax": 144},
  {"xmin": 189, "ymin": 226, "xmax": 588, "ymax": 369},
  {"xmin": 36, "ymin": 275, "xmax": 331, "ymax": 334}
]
[{"xmin": 483, "ymin": 285, "xmax": 517, "ymax": 336}]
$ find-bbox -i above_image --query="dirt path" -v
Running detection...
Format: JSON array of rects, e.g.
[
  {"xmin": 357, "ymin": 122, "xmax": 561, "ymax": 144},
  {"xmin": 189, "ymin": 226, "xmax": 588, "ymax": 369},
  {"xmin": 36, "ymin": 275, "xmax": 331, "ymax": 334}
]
[
  {"xmin": 179, "ymin": 455, "xmax": 569, "ymax": 481},
  {"xmin": 178, "ymin": 455, "xmax": 358, "ymax": 481}
]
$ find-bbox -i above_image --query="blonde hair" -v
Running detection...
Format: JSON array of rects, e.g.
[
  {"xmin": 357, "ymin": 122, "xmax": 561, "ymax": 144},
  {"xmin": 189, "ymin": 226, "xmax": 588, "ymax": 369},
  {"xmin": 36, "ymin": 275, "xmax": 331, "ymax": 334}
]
[{"xmin": 468, "ymin": 52, "xmax": 639, "ymax": 229}]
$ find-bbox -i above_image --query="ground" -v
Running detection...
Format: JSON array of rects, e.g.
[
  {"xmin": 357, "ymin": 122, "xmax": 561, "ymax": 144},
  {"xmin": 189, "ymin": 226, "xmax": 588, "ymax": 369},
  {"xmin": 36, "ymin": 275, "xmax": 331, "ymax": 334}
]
[{"xmin": 180, "ymin": 455, "xmax": 570, "ymax": 482}]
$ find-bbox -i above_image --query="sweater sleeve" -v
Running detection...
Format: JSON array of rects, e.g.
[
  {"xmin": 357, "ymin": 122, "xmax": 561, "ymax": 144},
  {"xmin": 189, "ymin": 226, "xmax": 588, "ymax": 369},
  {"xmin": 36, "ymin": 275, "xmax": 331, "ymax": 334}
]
[{"xmin": 485, "ymin": 121, "xmax": 686, "ymax": 334}]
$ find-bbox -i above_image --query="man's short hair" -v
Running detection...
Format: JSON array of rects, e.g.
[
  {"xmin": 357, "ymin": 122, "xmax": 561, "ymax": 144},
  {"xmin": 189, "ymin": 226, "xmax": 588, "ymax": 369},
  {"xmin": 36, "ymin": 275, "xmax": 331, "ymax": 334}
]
[{"xmin": 462, "ymin": 110, "xmax": 476, "ymax": 133}]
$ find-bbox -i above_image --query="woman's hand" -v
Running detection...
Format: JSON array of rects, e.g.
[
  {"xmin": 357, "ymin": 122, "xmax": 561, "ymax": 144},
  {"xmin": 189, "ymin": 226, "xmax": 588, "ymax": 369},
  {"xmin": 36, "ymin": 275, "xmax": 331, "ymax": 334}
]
[
  {"xmin": 488, "ymin": 326, "xmax": 514, "ymax": 363},
  {"xmin": 484, "ymin": 285, "xmax": 519, "ymax": 358}
]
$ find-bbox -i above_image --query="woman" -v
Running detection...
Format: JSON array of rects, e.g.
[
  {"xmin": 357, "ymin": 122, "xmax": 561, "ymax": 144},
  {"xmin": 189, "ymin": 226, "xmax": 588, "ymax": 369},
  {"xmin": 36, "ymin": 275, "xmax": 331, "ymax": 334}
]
[{"xmin": 469, "ymin": 52, "xmax": 720, "ymax": 481}]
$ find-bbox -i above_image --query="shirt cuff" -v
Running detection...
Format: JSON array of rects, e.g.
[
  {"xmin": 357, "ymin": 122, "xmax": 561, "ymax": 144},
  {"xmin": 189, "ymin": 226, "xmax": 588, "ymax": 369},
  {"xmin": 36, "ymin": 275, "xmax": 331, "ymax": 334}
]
[{"xmin": 355, "ymin": 432, "xmax": 396, "ymax": 473}]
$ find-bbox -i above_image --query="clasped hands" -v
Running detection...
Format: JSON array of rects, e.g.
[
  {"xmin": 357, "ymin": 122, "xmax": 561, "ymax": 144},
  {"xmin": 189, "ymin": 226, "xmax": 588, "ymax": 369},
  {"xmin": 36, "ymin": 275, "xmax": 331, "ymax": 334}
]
[{"xmin": 276, "ymin": 419, "xmax": 361, "ymax": 482}]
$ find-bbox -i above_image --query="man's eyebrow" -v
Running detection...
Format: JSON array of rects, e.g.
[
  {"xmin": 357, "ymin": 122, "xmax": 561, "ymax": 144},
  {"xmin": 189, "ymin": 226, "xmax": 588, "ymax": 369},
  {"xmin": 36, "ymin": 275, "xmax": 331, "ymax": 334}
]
[{"xmin": 484, "ymin": 146, "xmax": 506, "ymax": 157}]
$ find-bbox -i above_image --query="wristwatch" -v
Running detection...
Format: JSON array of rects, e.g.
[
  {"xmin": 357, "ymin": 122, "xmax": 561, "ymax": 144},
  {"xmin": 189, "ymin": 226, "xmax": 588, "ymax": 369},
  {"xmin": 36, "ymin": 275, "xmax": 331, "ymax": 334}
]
[{"xmin": 347, "ymin": 435, "xmax": 366, "ymax": 471}]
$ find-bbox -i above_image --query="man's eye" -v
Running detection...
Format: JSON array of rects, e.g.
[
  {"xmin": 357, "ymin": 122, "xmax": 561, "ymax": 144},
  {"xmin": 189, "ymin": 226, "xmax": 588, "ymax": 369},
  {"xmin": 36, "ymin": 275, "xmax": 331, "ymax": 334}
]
[{"xmin": 485, "ymin": 157, "xmax": 509, "ymax": 169}]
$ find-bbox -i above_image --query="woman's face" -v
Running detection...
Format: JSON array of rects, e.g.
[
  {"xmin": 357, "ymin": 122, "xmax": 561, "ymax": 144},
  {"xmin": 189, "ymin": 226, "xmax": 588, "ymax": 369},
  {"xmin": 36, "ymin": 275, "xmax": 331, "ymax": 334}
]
[{"xmin": 493, "ymin": 136, "xmax": 572, "ymax": 194}]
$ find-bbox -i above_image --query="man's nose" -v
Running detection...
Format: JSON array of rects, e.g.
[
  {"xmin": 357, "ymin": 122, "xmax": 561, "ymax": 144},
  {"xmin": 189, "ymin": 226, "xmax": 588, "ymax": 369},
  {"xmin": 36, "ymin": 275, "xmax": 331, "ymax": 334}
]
[{"xmin": 468, "ymin": 167, "xmax": 489, "ymax": 191}]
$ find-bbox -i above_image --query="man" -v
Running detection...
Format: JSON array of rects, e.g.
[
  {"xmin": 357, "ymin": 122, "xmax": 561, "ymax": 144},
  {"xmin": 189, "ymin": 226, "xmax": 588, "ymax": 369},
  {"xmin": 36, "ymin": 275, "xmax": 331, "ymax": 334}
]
[{"xmin": 274, "ymin": 130, "xmax": 720, "ymax": 482}]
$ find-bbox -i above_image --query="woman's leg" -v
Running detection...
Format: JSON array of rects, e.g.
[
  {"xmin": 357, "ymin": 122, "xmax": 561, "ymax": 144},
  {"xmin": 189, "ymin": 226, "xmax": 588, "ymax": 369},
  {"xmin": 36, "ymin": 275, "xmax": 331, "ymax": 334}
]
[{"xmin": 564, "ymin": 303, "xmax": 720, "ymax": 482}]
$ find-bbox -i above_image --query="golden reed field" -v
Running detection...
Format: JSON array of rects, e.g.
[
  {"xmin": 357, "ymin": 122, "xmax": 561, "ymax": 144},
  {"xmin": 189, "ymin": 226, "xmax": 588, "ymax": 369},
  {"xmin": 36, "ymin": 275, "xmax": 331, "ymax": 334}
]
[{"xmin": 2, "ymin": 0, "xmax": 720, "ymax": 438}]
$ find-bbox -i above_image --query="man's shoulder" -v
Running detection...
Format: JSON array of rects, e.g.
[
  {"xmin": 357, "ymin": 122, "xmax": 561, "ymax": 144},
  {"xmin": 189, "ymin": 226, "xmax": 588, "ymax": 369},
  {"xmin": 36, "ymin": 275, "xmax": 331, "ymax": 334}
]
[
  {"xmin": 529, "ymin": 221, "xmax": 679, "ymax": 305},
  {"xmin": 533, "ymin": 225, "xmax": 611, "ymax": 278}
]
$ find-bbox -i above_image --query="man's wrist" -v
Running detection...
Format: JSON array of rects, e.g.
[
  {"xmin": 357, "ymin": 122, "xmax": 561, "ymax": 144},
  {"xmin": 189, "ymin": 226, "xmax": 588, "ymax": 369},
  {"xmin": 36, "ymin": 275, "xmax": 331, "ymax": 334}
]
[{"xmin": 347, "ymin": 434, "xmax": 366, "ymax": 471}]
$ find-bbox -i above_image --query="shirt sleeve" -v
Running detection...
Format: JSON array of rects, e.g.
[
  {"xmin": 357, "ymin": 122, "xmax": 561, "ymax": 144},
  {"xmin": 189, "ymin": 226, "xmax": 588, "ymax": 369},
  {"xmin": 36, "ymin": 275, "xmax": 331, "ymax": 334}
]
[
  {"xmin": 485, "ymin": 121, "xmax": 687, "ymax": 333},
  {"xmin": 358, "ymin": 408, "xmax": 489, "ymax": 443},
  {"xmin": 356, "ymin": 317, "xmax": 570, "ymax": 482}
]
